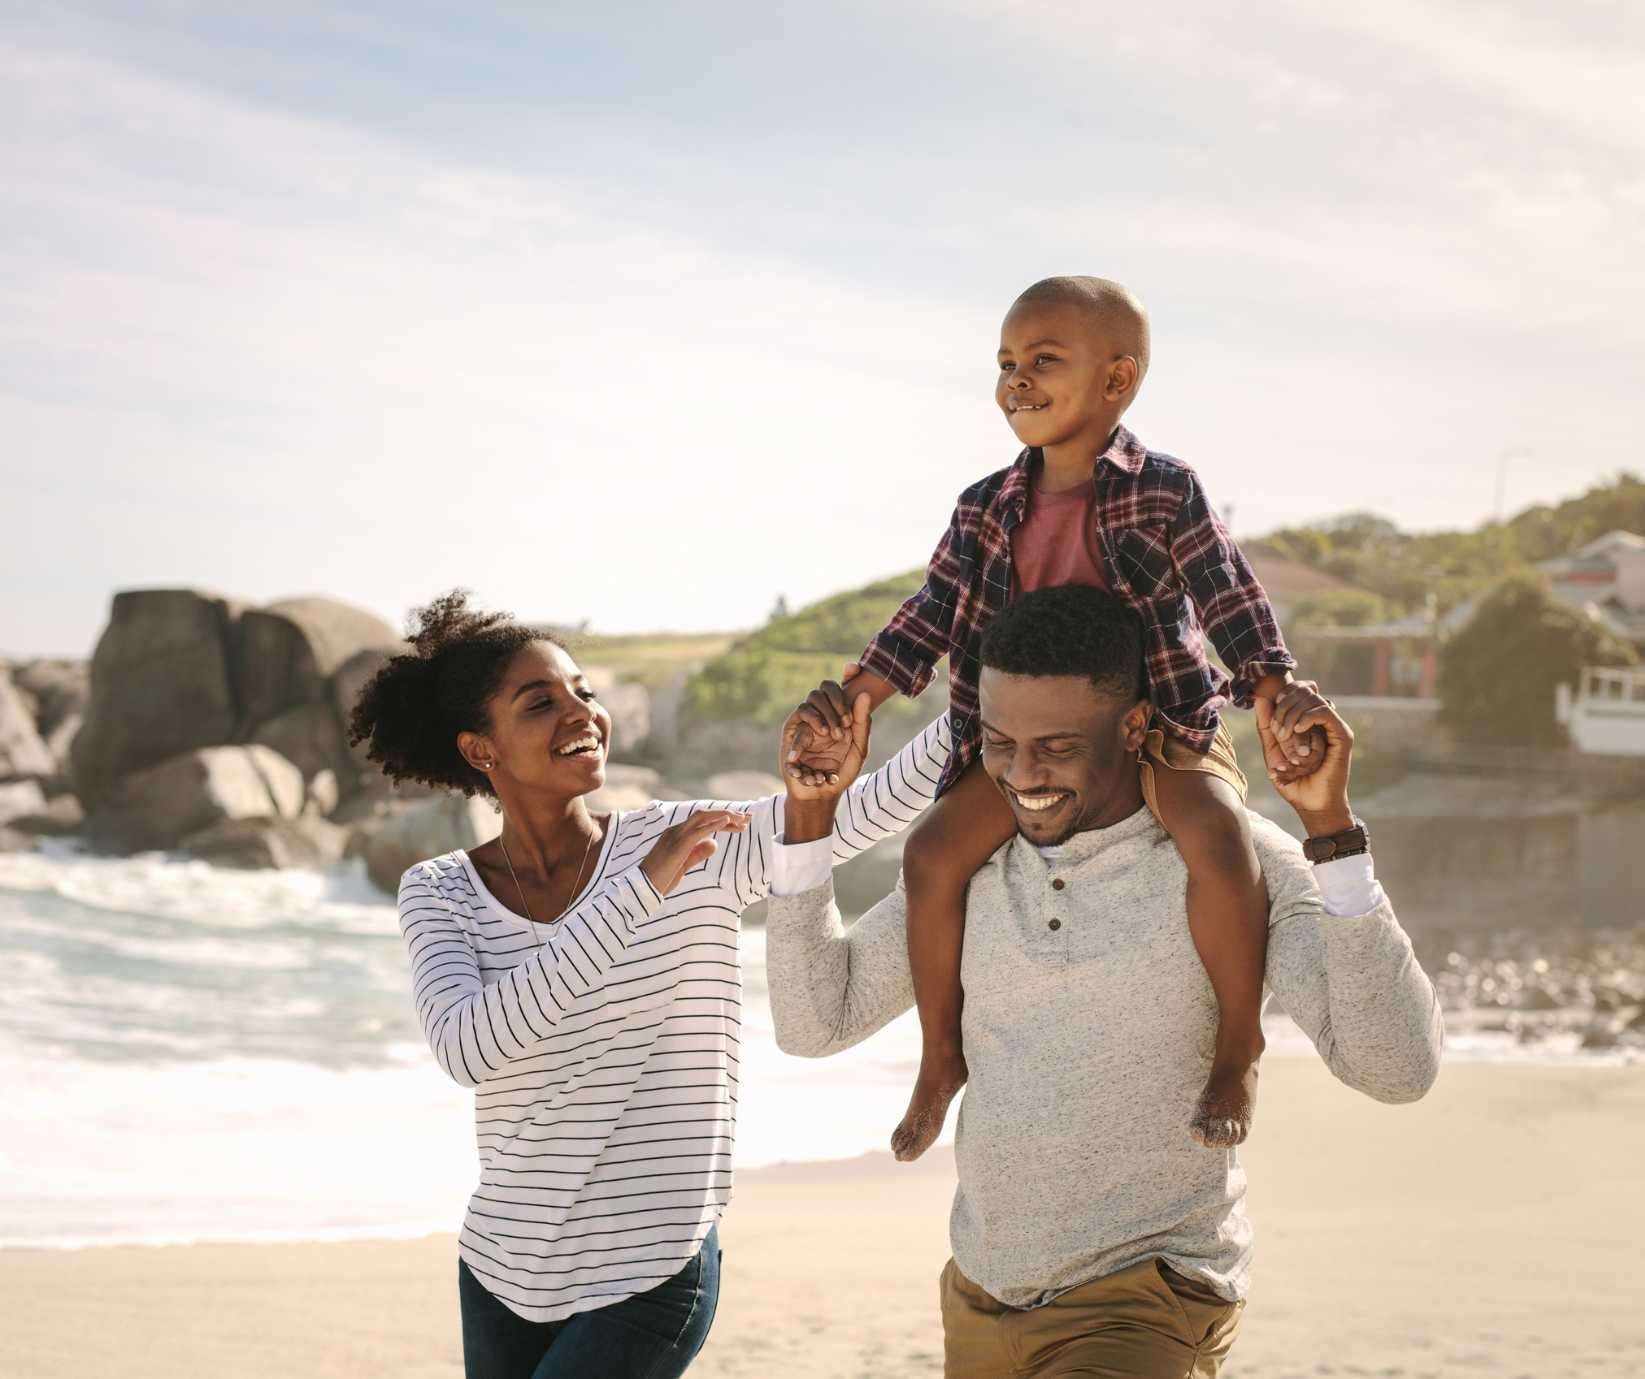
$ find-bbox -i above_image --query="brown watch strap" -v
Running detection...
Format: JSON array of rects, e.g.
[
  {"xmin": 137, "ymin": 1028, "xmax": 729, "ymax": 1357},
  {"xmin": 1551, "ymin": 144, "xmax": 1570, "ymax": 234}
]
[{"xmin": 1303, "ymin": 819, "xmax": 1369, "ymax": 864}]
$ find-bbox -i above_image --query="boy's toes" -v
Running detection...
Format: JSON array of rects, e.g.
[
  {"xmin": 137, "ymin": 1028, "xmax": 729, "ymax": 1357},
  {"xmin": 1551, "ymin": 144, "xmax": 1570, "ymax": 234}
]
[
  {"xmin": 1190, "ymin": 1070, "xmax": 1256, "ymax": 1149},
  {"xmin": 1188, "ymin": 1107, "xmax": 1249, "ymax": 1149},
  {"xmin": 890, "ymin": 1108, "xmax": 935, "ymax": 1162},
  {"xmin": 891, "ymin": 1072, "xmax": 965, "ymax": 1163}
]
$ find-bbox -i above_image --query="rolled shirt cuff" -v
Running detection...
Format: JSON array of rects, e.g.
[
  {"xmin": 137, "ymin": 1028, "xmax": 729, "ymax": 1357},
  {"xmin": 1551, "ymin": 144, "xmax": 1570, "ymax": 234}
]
[
  {"xmin": 771, "ymin": 834, "xmax": 836, "ymax": 896},
  {"xmin": 1313, "ymin": 852, "xmax": 1385, "ymax": 917}
]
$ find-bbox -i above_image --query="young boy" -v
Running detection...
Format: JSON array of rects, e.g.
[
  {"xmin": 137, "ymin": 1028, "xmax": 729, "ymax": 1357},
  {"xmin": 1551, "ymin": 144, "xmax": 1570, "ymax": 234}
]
[{"xmin": 788, "ymin": 276, "xmax": 1331, "ymax": 1162}]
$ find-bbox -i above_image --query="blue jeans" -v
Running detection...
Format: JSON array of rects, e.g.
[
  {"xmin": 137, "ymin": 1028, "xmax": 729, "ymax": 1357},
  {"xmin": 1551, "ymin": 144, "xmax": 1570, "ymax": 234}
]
[{"xmin": 458, "ymin": 1227, "xmax": 720, "ymax": 1379}]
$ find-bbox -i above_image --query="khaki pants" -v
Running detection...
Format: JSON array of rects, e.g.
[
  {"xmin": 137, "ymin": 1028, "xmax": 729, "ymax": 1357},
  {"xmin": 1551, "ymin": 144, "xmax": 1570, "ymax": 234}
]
[
  {"xmin": 940, "ymin": 1257, "xmax": 1244, "ymax": 1378},
  {"xmin": 1138, "ymin": 720, "xmax": 1248, "ymax": 822}
]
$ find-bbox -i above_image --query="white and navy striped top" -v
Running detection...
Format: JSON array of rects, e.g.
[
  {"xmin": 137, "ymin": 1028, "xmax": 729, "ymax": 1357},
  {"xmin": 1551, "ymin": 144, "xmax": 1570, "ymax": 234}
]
[{"xmin": 397, "ymin": 714, "xmax": 951, "ymax": 1322}]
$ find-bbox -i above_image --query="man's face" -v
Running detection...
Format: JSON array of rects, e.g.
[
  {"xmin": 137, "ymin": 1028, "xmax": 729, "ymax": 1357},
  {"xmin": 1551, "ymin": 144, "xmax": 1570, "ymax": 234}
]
[
  {"xmin": 994, "ymin": 298, "xmax": 1131, "ymax": 452},
  {"xmin": 978, "ymin": 668, "xmax": 1149, "ymax": 846}
]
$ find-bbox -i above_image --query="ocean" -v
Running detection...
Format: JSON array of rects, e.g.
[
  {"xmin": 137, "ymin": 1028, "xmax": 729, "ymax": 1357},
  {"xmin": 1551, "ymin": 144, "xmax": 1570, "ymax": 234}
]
[{"xmin": 1, "ymin": 843, "xmax": 1626, "ymax": 1249}]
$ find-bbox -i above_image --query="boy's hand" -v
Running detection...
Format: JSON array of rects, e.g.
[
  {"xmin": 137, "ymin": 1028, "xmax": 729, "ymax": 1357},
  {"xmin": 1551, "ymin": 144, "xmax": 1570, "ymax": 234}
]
[
  {"xmin": 781, "ymin": 687, "xmax": 872, "ymax": 798},
  {"xmin": 1252, "ymin": 671, "xmax": 1321, "ymax": 771},
  {"xmin": 1256, "ymin": 680, "xmax": 1335, "ymax": 788},
  {"xmin": 1259, "ymin": 694, "xmax": 1356, "ymax": 832}
]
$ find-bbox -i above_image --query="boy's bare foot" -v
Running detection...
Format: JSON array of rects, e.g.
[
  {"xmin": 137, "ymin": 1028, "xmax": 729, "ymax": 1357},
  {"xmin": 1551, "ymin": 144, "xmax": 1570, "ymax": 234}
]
[
  {"xmin": 891, "ymin": 1049, "xmax": 968, "ymax": 1162},
  {"xmin": 1189, "ymin": 1058, "xmax": 1259, "ymax": 1149}
]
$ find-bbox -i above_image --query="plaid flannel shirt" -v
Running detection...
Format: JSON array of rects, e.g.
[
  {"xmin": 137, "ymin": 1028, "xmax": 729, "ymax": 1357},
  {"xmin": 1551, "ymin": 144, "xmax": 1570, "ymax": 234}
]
[{"xmin": 859, "ymin": 425, "xmax": 1294, "ymax": 795}]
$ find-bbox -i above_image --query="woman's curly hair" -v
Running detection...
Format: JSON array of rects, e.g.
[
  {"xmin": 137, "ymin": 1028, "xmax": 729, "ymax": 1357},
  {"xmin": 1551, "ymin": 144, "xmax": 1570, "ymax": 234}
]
[{"xmin": 348, "ymin": 590, "xmax": 562, "ymax": 798}]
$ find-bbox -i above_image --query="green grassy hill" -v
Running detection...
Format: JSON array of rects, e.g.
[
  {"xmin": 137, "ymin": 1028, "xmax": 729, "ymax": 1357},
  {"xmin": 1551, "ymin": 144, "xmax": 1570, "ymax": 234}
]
[
  {"xmin": 566, "ymin": 631, "xmax": 739, "ymax": 690},
  {"xmin": 682, "ymin": 569, "xmax": 940, "ymax": 729}
]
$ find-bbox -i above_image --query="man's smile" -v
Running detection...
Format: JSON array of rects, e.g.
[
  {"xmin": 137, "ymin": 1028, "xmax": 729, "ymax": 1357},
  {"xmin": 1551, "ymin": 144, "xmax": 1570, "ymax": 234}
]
[{"xmin": 1005, "ymin": 784, "xmax": 1072, "ymax": 814}]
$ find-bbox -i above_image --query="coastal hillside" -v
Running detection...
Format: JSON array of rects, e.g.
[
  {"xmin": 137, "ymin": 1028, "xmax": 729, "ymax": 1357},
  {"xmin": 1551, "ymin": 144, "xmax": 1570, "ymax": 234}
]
[{"xmin": 683, "ymin": 570, "xmax": 930, "ymax": 726}]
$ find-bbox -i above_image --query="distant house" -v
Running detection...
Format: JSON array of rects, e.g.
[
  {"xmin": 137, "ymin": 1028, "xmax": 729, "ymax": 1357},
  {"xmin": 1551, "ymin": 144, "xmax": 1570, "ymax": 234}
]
[
  {"xmin": 1242, "ymin": 542, "xmax": 1357, "ymax": 629},
  {"xmin": 1536, "ymin": 530, "xmax": 1645, "ymax": 650},
  {"xmin": 1241, "ymin": 544, "xmax": 1438, "ymax": 699}
]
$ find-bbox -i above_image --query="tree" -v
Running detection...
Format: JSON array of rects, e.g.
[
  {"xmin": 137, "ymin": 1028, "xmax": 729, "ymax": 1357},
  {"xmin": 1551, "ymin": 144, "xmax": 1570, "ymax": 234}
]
[
  {"xmin": 1288, "ymin": 589, "xmax": 1391, "ymax": 629},
  {"xmin": 1438, "ymin": 573, "xmax": 1637, "ymax": 747}
]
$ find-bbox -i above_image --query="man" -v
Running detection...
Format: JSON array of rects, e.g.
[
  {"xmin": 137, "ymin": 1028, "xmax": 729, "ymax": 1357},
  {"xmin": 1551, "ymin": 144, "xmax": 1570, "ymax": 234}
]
[{"xmin": 771, "ymin": 585, "xmax": 1442, "ymax": 1378}]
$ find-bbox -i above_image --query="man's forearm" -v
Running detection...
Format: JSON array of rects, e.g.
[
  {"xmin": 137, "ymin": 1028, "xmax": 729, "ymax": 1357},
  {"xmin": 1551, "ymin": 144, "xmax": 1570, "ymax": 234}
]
[{"xmin": 766, "ymin": 879, "xmax": 916, "ymax": 1058}]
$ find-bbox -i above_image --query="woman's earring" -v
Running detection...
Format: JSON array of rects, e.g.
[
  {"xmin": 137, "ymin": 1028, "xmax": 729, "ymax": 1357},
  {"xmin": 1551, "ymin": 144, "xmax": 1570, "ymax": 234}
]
[{"xmin": 480, "ymin": 761, "xmax": 495, "ymax": 771}]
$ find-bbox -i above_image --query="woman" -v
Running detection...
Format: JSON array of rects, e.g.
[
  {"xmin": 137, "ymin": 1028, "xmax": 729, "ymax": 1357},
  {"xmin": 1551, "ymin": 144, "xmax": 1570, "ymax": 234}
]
[{"xmin": 349, "ymin": 592, "xmax": 950, "ymax": 1377}]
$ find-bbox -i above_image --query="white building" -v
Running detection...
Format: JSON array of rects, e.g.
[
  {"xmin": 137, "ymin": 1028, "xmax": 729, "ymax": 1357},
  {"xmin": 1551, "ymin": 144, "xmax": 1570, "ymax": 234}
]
[{"xmin": 1537, "ymin": 530, "xmax": 1645, "ymax": 648}]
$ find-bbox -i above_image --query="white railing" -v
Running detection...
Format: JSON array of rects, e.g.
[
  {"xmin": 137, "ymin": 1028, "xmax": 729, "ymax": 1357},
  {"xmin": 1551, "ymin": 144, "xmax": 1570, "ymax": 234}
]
[{"xmin": 1556, "ymin": 666, "xmax": 1645, "ymax": 756}]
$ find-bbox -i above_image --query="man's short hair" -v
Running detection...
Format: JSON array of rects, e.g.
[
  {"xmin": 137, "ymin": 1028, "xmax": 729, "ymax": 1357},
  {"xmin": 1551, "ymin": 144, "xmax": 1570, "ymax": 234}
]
[{"xmin": 979, "ymin": 585, "xmax": 1146, "ymax": 702}]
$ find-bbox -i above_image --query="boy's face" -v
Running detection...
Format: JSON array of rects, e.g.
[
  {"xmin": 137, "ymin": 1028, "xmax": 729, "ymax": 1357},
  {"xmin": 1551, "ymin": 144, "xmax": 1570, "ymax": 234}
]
[
  {"xmin": 978, "ymin": 668, "xmax": 1149, "ymax": 847},
  {"xmin": 995, "ymin": 298, "xmax": 1137, "ymax": 453}
]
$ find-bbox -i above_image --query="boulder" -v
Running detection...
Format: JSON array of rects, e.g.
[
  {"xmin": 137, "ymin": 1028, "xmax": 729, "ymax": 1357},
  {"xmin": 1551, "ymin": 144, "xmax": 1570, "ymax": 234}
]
[
  {"xmin": 0, "ymin": 779, "xmax": 47, "ymax": 826},
  {"xmin": 12, "ymin": 659, "xmax": 89, "ymax": 738},
  {"xmin": 363, "ymin": 794, "xmax": 501, "ymax": 894},
  {"xmin": 7, "ymin": 793, "xmax": 85, "ymax": 837},
  {"xmin": 585, "ymin": 666, "xmax": 651, "ymax": 757},
  {"xmin": 183, "ymin": 816, "xmax": 348, "ymax": 870},
  {"xmin": 0, "ymin": 673, "xmax": 54, "ymax": 781},
  {"xmin": 1579, "ymin": 1021, "xmax": 1620, "ymax": 1052},
  {"xmin": 586, "ymin": 762, "xmax": 662, "ymax": 813},
  {"xmin": 44, "ymin": 713, "xmax": 82, "ymax": 775},
  {"xmin": 85, "ymin": 745, "xmax": 305, "ymax": 853},
  {"xmin": 71, "ymin": 590, "xmax": 244, "ymax": 805},
  {"xmin": 235, "ymin": 597, "xmax": 401, "ymax": 730},
  {"xmin": 705, "ymin": 770, "xmax": 785, "ymax": 804},
  {"xmin": 251, "ymin": 702, "xmax": 349, "ymax": 783},
  {"xmin": 305, "ymin": 769, "xmax": 341, "ymax": 819}
]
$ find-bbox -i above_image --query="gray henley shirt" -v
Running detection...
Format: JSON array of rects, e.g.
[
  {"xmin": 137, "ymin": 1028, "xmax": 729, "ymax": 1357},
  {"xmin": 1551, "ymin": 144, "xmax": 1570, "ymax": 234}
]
[{"xmin": 765, "ymin": 806, "xmax": 1443, "ymax": 1307}]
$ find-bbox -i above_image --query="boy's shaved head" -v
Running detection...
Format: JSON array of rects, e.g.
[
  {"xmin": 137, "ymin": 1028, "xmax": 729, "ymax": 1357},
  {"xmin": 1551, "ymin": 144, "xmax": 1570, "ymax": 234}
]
[{"xmin": 1014, "ymin": 276, "xmax": 1150, "ymax": 380}]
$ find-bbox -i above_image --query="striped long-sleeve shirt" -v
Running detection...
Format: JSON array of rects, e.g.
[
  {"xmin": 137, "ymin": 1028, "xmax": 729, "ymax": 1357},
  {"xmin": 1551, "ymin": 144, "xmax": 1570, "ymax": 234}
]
[{"xmin": 396, "ymin": 713, "xmax": 952, "ymax": 1322}]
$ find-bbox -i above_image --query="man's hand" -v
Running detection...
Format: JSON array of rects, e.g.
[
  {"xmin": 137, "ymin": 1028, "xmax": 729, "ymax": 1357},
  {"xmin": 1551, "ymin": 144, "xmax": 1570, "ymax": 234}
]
[
  {"xmin": 1256, "ymin": 685, "xmax": 1356, "ymax": 834},
  {"xmin": 782, "ymin": 685, "xmax": 872, "ymax": 796},
  {"xmin": 1254, "ymin": 680, "xmax": 1331, "ymax": 787},
  {"xmin": 780, "ymin": 686, "xmax": 872, "ymax": 844}
]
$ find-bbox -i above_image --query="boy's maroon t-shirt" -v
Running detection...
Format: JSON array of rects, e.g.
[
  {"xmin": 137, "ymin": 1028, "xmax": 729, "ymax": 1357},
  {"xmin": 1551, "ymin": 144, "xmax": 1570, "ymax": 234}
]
[{"xmin": 1009, "ymin": 482, "xmax": 1110, "ymax": 597}]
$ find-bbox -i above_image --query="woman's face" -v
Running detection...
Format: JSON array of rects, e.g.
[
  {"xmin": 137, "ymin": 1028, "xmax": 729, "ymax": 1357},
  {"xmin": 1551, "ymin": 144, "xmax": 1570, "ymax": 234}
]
[{"xmin": 474, "ymin": 640, "xmax": 613, "ymax": 799}]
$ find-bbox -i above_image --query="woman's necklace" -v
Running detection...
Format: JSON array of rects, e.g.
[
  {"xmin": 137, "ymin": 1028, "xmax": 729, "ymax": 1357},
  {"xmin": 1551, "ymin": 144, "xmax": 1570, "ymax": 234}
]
[{"xmin": 498, "ymin": 822, "xmax": 597, "ymax": 947}]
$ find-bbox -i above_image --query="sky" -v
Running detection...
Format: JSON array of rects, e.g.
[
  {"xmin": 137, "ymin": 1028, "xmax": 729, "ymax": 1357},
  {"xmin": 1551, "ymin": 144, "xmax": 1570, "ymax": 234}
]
[{"xmin": 4, "ymin": 0, "xmax": 1642, "ymax": 656}]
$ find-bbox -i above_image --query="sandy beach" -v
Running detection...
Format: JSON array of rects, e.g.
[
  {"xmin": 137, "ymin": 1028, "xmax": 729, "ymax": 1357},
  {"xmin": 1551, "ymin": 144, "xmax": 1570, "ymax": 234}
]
[{"xmin": 4, "ymin": 1058, "xmax": 1642, "ymax": 1378}]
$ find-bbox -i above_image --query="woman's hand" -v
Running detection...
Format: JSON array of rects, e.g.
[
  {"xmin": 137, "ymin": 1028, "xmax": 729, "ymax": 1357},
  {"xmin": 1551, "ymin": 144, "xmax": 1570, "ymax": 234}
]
[{"xmin": 639, "ymin": 809, "xmax": 750, "ymax": 894}]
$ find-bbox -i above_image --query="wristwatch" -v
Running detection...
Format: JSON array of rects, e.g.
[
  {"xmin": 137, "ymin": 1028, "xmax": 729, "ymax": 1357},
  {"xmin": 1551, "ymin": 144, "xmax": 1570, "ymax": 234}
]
[{"xmin": 1302, "ymin": 817, "xmax": 1370, "ymax": 864}]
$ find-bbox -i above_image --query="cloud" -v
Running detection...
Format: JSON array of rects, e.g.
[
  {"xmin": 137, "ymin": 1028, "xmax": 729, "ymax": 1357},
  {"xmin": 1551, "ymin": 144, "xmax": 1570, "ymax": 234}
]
[{"xmin": 1, "ymin": 5, "xmax": 1640, "ymax": 656}]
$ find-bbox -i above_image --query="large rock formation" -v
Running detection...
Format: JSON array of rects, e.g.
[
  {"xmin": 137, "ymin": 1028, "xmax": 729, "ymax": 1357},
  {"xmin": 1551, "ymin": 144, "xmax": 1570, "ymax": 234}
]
[
  {"xmin": 85, "ymin": 745, "xmax": 305, "ymax": 853},
  {"xmin": 236, "ymin": 597, "xmax": 401, "ymax": 739},
  {"xmin": 71, "ymin": 589, "xmax": 403, "ymax": 809},
  {"xmin": 71, "ymin": 591, "xmax": 245, "ymax": 804},
  {"xmin": 184, "ymin": 816, "xmax": 347, "ymax": 870},
  {"xmin": 10, "ymin": 659, "xmax": 89, "ymax": 739},
  {"xmin": 0, "ymin": 779, "xmax": 46, "ymax": 825},
  {"xmin": 362, "ymin": 794, "xmax": 501, "ymax": 894},
  {"xmin": 0, "ymin": 672, "xmax": 55, "ymax": 781}
]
